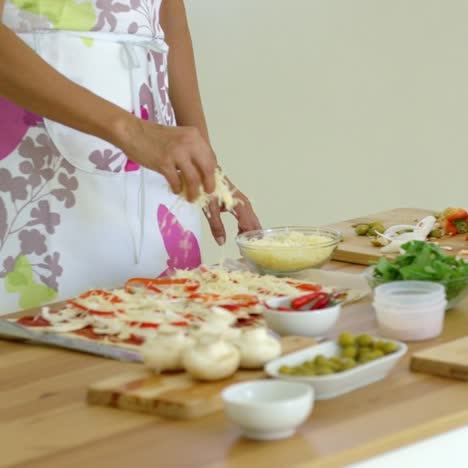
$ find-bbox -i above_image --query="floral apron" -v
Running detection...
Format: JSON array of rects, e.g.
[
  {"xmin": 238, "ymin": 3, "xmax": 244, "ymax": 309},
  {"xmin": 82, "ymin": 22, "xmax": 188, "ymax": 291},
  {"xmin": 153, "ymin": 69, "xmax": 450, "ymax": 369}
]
[{"xmin": 0, "ymin": 1, "xmax": 202, "ymax": 314}]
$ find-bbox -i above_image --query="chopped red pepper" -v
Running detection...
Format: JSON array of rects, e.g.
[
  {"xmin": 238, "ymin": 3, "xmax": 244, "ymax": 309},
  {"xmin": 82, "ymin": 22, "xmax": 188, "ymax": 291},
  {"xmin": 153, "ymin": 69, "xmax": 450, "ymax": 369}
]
[
  {"xmin": 67, "ymin": 300, "xmax": 117, "ymax": 317},
  {"xmin": 287, "ymin": 281, "xmax": 322, "ymax": 292},
  {"xmin": 125, "ymin": 278, "xmax": 162, "ymax": 293},
  {"xmin": 188, "ymin": 292, "xmax": 221, "ymax": 301},
  {"xmin": 170, "ymin": 321, "xmax": 189, "ymax": 327},
  {"xmin": 441, "ymin": 208, "xmax": 468, "ymax": 236},
  {"xmin": 291, "ymin": 291, "xmax": 322, "ymax": 310},
  {"xmin": 79, "ymin": 289, "xmax": 122, "ymax": 303}
]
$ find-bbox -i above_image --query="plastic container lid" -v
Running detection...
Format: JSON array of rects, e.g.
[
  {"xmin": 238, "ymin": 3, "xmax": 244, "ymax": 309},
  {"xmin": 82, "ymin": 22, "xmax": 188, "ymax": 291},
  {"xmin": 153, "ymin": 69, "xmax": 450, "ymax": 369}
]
[{"xmin": 374, "ymin": 281, "xmax": 445, "ymax": 308}]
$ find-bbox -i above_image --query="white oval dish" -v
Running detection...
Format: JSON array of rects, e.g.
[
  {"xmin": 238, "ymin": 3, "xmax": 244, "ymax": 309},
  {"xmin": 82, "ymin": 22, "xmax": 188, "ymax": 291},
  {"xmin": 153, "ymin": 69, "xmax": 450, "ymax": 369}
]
[
  {"xmin": 263, "ymin": 297, "xmax": 341, "ymax": 338},
  {"xmin": 221, "ymin": 379, "xmax": 314, "ymax": 441},
  {"xmin": 265, "ymin": 337, "xmax": 407, "ymax": 400}
]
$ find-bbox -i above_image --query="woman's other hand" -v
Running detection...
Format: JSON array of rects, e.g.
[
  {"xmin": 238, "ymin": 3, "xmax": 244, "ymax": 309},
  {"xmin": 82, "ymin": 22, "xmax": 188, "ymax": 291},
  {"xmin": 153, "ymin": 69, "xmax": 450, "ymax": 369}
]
[{"xmin": 204, "ymin": 177, "xmax": 261, "ymax": 246}]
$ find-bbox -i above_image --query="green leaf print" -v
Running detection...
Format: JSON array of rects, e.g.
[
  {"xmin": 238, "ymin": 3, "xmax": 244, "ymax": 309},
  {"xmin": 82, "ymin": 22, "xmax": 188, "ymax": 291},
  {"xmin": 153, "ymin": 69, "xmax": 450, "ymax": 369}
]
[
  {"xmin": 13, "ymin": 0, "xmax": 97, "ymax": 31},
  {"xmin": 5, "ymin": 255, "xmax": 57, "ymax": 310}
]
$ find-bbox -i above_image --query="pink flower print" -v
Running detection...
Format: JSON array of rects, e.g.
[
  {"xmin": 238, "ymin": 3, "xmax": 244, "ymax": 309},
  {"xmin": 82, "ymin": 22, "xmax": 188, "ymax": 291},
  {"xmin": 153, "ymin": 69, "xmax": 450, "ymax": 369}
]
[
  {"xmin": 125, "ymin": 106, "xmax": 150, "ymax": 172},
  {"xmin": 157, "ymin": 204, "xmax": 201, "ymax": 277},
  {"xmin": 0, "ymin": 98, "xmax": 41, "ymax": 161}
]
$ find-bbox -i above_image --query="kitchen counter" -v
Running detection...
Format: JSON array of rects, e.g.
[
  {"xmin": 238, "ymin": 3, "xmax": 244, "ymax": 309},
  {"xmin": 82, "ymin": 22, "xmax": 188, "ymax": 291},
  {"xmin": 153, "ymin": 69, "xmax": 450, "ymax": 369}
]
[{"xmin": 1, "ymin": 261, "xmax": 468, "ymax": 468}]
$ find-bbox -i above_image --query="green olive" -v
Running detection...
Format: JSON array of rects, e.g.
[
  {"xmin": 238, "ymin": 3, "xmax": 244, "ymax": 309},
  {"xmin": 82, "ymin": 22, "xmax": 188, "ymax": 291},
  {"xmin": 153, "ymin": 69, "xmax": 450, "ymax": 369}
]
[
  {"xmin": 341, "ymin": 358, "xmax": 357, "ymax": 370},
  {"xmin": 316, "ymin": 366, "xmax": 334, "ymax": 375},
  {"xmin": 341, "ymin": 346, "xmax": 358, "ymax": 359},
  {"xmin": 368, "ymin": 350, "xmax": 385, "ymax": 360},
  {"xmin": 382, "ymin": 342, "xmax": 399, "ymax": 354},
  {"xmin": 357, "ymin": 334, "xmax": 374, "ymax": 347},
  {"xmin": 355, "ymin": 224, "xmax": 370, "ymax": 236},
  {"xmin": 429, "ymin": 228, "xmax": 443, "ymax": 238},
  {"xmin": 367, "ymin": 222, "xmax": 385, "ymax": 237},
  {"xmin": 338, "ymin": 332, "xmax": 355, "ymax": 347},
  {"xmin": 314, "ymin": 354, "xmax": 328, "ymax": 366}
]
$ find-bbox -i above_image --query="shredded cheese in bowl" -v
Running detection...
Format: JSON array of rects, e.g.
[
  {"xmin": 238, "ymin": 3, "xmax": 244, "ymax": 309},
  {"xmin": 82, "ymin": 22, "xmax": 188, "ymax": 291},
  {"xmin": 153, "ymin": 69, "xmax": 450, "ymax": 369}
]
[{"xmin": 236, "ymin": 227, "xmax": 342, "ymax": 275}]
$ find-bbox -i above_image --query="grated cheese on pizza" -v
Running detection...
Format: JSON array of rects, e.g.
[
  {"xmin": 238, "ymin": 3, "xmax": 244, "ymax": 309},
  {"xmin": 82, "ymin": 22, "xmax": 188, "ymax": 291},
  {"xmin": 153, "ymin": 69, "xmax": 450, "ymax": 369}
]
[{"xmin": 14, "ymin": 265, "xmax": 347, "ymax": 345}]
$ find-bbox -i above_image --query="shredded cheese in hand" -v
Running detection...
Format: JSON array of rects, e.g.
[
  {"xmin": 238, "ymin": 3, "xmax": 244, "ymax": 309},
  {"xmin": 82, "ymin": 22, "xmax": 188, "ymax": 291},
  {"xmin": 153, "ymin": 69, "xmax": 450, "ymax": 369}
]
[{"xmin": 181, "ymin": 168, "xmax": 240, "ymax": 212}]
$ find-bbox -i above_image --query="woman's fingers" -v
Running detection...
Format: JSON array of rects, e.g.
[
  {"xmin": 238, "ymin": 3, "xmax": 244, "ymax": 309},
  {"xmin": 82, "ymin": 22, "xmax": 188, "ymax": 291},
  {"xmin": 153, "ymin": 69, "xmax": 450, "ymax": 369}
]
[
  {"xmin": 176, "ymin": 157, "xmax": 202, "ymax": 202},
  {"xmin": 205, "ymin": 201, "xmax": 226, "ymax": 245}
]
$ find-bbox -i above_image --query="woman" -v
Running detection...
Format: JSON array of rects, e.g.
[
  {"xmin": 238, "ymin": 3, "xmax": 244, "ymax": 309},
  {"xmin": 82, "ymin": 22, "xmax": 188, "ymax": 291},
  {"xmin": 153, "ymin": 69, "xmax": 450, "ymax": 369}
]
[{"xmin": 0, "ymin": 0, "xmax": 260, "ymax": 313}]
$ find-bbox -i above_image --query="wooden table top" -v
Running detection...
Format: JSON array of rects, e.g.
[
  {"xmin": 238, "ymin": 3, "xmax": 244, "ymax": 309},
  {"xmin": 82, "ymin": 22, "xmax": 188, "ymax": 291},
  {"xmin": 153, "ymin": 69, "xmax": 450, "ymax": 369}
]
[{"xmin": 1, "ymin": 261, "xmax": 468, "ymax": 468}]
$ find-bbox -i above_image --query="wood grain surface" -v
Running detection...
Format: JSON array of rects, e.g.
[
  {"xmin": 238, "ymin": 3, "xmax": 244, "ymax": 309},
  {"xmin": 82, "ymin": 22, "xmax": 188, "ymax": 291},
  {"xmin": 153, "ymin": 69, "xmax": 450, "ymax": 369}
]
[
  {"xmin": 87, "ymin": 336, "xmax": 317, "ymax": 419},
  {"xmin": 327, "ymin": 207, "xmax": 467, "ymax": 266},
  {"xmin": 1, "ymin": 261, "xmax": 468, "ymax": 468},
  {"xmin": 410, "ymin": 336, "xmax": 468, "ymax": 381}
]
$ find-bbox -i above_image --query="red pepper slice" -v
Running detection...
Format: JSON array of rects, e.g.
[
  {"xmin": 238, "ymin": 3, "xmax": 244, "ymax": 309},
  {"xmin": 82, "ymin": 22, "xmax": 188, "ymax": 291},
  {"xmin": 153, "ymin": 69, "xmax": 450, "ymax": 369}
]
[
  {"xmin": 188, "ymin": 293, "xmax": 221, "ymax": 301},
  {"xmin": 287, "ymin": 282, "xmax": 322, "ymax": 292},
  {"xmin": 125, "ymin": 278, "xmax": 162, "ymax": 293},
  {"xmin": 170, "ymin": 321, "xmax": 189, "ymax": 327},
  {"xmin": 79, "ymin": 289, "xmax": 122, "ymax": 303},
  {"xmin": 67, "ymin": 300, "xmax": 117, "ymax": 317},
  {"xmin": 311, "ymin": 293, "xmax": 331, "ymax": 310},
  {"xmin": 151, "ymin": 278, "xmax": 200, "ymax": 291},
  {"xmin": 218, "ymin": 295, "xmax": 260, "ymax": 311},
  {"xmin": 291, "ymin": 291, "xmax": 322, "ymax": 310}
]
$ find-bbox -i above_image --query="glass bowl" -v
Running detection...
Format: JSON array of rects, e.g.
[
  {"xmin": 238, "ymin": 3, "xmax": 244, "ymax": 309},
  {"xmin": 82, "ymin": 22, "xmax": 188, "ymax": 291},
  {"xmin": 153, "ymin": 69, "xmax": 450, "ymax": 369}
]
[
  {"xmin": 235, "ymin": 227, "xmax": 342, "ymax": 276},
  {"xmin": 363, "ymin": 266, "xmax": 468, "ymax": 310}
]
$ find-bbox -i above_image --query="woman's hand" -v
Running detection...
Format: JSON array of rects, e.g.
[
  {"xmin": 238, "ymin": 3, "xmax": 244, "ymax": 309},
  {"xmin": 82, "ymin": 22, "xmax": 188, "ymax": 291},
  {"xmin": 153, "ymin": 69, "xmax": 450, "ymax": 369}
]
[
  {"xmin": 204, "ymin": 177, "xmax": 261, "ymax": 246},
  {"xmin": 113, "ymin": 117, "xmax": 217, "ymax": 202}
]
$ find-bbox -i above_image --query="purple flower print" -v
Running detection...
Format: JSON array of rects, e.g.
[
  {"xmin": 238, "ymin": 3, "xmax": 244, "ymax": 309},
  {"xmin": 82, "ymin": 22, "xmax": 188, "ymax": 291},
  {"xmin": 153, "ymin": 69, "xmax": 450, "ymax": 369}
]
[
  {"xmin": 18, "ymin": 229, "xmax": 47, "ymax": 255},
  {"xmin": 0, "ymin": 168, "xmax": 28, "ymax": 201},
  {"xmin": 94, "ymin": 0, "xmax": 130, "ymax": 32},
  {"xmin": 60, "ymin": 158, "xmax": 76, "ymax": 175},
  {"xmin": 130, "ymin": 0, "xmax": 141, "ymax": 8},
  {"xmin": 89, "ymin": 148, "xmax": 123, "ymax": 172},
  {"xmin": 28, "ymin": 200, "xmax": 60, "ymax": 234},
  {"xmin": 39, "ymin": 252, "xmax": 63, "ymax": 278},
  {"xmin": 0, "ymin": 255, "xmax": 16, "ymax": 278},
  {"xmin": 51, "ymin": 173, "xmax": 78, "ymax": 209}
]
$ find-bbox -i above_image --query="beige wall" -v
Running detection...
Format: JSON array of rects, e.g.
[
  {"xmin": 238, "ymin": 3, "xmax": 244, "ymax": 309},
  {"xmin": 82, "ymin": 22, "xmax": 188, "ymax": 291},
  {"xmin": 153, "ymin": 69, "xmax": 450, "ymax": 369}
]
[{"xmin": 186, "ymin": 0, "xmax": 468, "ymax": 265}]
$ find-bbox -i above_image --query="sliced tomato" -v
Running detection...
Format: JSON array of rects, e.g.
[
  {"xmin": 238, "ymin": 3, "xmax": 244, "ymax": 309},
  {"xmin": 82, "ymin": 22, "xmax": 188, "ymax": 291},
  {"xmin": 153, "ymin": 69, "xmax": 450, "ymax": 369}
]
[
  {"xmin": 17, "ymin": 315, "xmax": 51, "ymax": 327},
  {"xmin": 170, "ymin": 321, "xmax": 189, "ymax": 327},
  {"xmin": 67, "ymin": 300, "xmax": 117, "ymax": 317},
  {"xmin": 126, "ymin": 321, "xmax": 160, "ymax": 328},
  {"xmin": 79, "ymin": 289, "xmax": 122, "ymax": 303},
  {"xmin": 74, "ymin": 326, "xmax": 103, "ymax": 340}
]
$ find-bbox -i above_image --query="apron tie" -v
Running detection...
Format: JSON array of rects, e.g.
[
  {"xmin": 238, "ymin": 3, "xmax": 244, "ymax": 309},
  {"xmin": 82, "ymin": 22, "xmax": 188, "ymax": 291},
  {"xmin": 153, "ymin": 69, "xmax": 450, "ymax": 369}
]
[{"xmin": 120, "ymin": 38, "xmax": 169, "ymax": 265}]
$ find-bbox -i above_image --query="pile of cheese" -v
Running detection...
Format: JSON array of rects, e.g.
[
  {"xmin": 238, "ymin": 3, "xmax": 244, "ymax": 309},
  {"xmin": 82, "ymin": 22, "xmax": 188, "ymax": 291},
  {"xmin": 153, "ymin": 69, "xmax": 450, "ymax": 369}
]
[{"xmin": 240, "ymin": 231, "xmax": 335, "ymax": 272}]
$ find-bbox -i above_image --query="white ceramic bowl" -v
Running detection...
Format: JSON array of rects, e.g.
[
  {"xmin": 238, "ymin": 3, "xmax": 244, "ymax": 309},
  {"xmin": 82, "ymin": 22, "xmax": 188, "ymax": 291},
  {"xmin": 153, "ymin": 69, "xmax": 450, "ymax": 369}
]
[
  {"xmin": 221, "ymin": 379, "xmax": 314, "ymax": 440},
  {"xmin": 263, "ymin": 297, "xmax": 341, "ymax": 338},
  {"xmin": 265, "ymin": 337, "xmax": 407, "ymax": 400}
]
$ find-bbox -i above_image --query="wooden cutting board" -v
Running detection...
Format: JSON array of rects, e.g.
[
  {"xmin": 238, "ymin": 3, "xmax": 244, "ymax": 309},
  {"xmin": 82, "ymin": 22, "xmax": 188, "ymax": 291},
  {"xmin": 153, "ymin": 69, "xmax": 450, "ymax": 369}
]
[
  {"xmin": 87, "ymin": 335, "xmax": 317, "ymax": 420},
  {"xmin": 410, "ymin": 337, "xmax": 468, "ymax": 381},
  {"xmin": 327, "ymin": 207, "xmax": 467, "ymax": 266}
]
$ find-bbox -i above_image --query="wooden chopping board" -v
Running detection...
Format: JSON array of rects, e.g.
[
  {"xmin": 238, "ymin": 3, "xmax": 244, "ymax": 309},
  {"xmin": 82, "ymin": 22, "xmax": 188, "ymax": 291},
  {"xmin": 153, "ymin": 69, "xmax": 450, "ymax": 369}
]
[
  {"xmin": 410, "ymin": 337, "xmax": 468, "ymax": 381},
  {"xmin": 327, "ymin": 207, "xmax": 467, "ymax": 266},
  {"xmin": 87, "ymin": 335, "xmax": 316, "ymax": 420}
]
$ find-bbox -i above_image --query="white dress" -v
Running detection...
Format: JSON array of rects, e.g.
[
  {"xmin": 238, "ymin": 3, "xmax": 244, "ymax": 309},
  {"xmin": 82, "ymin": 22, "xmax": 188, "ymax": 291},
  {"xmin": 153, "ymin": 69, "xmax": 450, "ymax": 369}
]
[{"xmin": 0, "ymin": 0, "xmax": 202, "ymax": 314}]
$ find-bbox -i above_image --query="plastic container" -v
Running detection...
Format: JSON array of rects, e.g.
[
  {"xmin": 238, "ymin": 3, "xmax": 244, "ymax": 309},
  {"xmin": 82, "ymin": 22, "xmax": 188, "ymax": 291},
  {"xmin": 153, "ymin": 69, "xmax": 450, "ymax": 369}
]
[
  {"xmin": 373, "ymin": 281, "xmax": 446, "ymax": 341},
  {"xmin": 265, "ymin": 337, "xmax": 407, "ymax": 400}
]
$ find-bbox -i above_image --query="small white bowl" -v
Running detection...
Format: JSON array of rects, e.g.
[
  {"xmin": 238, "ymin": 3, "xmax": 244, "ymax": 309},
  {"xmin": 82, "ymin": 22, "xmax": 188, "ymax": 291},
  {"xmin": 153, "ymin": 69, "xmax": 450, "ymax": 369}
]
[
  {"xmin": 221, "ymin": 379, "xmax": 314, "ymax": 440},
  {"xmin": 265, "ymin": 337, "xmax": 407, "ymax": 400},
  {"xmin": 263, "ymin": 297, "xmax": 341, "ymax": 338}
]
